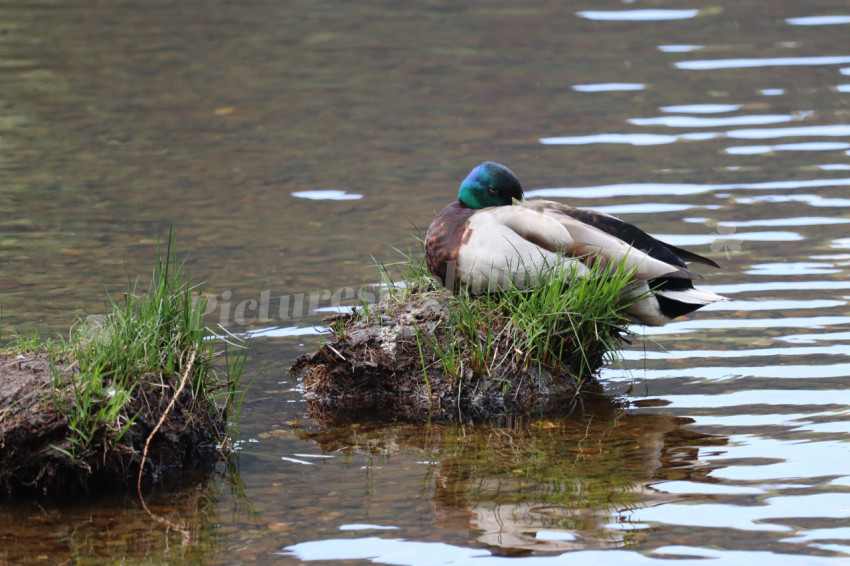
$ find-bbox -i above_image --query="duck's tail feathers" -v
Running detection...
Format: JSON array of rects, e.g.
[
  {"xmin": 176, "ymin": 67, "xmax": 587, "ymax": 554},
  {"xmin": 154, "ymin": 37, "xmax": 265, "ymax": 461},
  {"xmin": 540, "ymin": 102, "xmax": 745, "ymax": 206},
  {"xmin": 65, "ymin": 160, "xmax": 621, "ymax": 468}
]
[
  {"xmin": 657, "ymin": 287, "xmax": 727, "ymax": 306},
  {"xmin": 663, "ymin": 243, "xmax": 722, "ymax": 269},
  {"xmin": 642, "ymin": 287, "xmax": 728, "ymax": 325}
]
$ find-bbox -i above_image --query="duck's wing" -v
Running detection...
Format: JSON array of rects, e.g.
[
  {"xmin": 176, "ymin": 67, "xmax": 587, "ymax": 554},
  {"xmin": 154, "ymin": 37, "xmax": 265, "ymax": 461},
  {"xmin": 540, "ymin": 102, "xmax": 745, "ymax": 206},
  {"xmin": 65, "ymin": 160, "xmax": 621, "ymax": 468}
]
[
  {"xmin": 492, "ymin": 202, "xmax": 699, "ymax": 281},
  {"xmin": 657, "ymin": 242, "xmax": 721, "ymax": 269},
  {"xmin": 545, "ymin": 202, "xmax": 721, "ymax": 269},
  {"xmin": 483, "ymin": 203, "xmax": 575, "ymax": 251},
  {"xmin": 525, "ymin": 200, "xmax": 720, "ymax": 269}
]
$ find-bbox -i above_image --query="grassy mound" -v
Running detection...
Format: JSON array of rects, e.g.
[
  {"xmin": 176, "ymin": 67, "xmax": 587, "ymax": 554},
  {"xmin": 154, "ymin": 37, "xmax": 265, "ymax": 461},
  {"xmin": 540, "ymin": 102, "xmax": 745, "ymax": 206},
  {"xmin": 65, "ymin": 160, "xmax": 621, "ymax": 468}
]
[
  {"xmin": 291, "ymin": 251, "xmax": 642, "ymax": 423},
  {"xmin": 0, "ymin": 238, "xmax": 248, "ymax": 498}
]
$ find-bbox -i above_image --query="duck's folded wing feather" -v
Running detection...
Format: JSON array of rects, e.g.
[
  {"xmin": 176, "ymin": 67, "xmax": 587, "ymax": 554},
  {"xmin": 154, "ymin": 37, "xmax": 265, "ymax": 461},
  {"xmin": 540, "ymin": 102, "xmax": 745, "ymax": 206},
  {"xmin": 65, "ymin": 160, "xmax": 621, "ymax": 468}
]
[
  {"xmin": 658, "ymin": 242, "xmax": 721, "ymax": 269},
  {"xmin": 485, "ymin": 204, "xmax": 575, "ymax": 250},
  {"xmin": 528, "ymin": 200, "xmax": 721, "ymax": 269},
  {"xmin": 512, "ymin": 201, "xmax": 700, "ymax": 281},
  {"xmin": 567, "ymin": 241, "xmax": 702, "ymax": 281}
]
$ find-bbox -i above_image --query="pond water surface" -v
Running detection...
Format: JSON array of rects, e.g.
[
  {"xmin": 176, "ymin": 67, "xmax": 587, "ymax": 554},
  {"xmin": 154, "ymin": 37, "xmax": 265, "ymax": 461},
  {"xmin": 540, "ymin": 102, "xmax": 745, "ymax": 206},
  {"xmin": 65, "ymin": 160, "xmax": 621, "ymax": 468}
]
[{"xmin": 2, "ymin": 1, "xmax": 850, "ymax": 564}]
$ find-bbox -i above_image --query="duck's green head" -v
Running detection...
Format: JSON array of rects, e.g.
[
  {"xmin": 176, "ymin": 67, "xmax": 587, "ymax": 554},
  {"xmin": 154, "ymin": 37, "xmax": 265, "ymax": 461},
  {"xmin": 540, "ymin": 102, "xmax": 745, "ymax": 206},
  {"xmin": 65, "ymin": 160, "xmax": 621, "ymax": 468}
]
[{"xmin": 457, "ymin": 161, "xmax": 525, "ymax": 209}]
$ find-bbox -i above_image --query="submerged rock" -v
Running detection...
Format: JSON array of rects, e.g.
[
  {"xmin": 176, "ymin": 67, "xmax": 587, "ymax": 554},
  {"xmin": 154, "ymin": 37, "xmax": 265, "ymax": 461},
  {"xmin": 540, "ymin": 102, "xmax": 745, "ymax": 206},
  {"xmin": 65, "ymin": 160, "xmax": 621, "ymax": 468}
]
[{"xmin": 291, "ymin": 288, "xmax": 628, "ymax": 424}]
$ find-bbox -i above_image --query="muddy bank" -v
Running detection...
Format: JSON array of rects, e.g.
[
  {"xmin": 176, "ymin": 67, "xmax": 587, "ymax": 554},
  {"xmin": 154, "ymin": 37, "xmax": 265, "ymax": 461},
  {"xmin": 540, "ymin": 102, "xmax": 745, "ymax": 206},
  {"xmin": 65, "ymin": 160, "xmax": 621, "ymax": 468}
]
[
  {"xmin": 0, "ymin": 351, "xmax": 225, "ymax": 498},
  {"xmin": 291, "ymin": 289, "xmax": 630, "ymax": 424}
]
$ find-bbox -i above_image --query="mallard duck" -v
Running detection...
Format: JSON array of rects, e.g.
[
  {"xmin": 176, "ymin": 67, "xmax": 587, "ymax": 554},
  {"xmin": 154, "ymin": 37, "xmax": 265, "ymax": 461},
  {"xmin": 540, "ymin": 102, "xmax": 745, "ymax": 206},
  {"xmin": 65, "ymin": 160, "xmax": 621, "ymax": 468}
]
[{"xmin": 424, "ymin": 161, "xmax": 727, "ymax": 326}]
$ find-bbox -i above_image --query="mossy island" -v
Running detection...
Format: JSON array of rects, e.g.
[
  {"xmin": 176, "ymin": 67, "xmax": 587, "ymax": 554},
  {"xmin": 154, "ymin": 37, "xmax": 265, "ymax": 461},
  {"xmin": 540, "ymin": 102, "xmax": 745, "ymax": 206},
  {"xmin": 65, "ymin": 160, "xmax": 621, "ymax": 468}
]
[
  {"xmin": 291, "ymin": 252, "xmax": 640, "ymax": 424},
  {"xmin": 0, "ymin": 240, "xmax": 248, "ymax": 499}
]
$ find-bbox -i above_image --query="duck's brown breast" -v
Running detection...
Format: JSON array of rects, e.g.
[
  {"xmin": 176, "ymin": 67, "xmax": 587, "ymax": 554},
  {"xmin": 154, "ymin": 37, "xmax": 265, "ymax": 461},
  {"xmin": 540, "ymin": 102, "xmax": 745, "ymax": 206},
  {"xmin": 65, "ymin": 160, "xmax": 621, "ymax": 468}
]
[{"xmin": 424, "ymin": 202, "xmax": 475, "ymax": 286}]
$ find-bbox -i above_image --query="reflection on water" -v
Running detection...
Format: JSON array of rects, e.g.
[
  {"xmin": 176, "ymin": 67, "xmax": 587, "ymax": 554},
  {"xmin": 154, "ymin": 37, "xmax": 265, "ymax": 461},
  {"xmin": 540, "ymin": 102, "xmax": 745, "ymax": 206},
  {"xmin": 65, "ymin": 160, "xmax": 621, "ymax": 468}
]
[
  {"xmin": 676, "ymin": 55, "xmax": 850, "ymax": 69},
  {"xmin": 576, "ymin": 10, "xmax": 700, "ymax": 22},
  {"xmin": 285, "ymin": 538, "xmax": 845, "ymax": 565},
  {"xmin": 291, "ymin": 190, "xmax": 364, "ymax": 201},
  {"xmin": 660, "ymin": 104, "xmax": 743, "ymax": 113},
  {"xmin": 727, "ymin": 125, "xmax": 850, "ymax": 138},
  {"xmin": 294, "ymin": 405, "xmax": 725, "ymax": 554},
  {"xmin": 0, "ymin": 465, "xmax": 250, "ymax": 564},
  {"xmin": 726, "ymin": 142, "xmax": 850, "ymax": 154},
  {"xmin": 658, "ymin": 44, "xmax": 704, "ymax": 53},
  {"xmin": 527, "ymin": 178, "xmax": 850, "ymax": 198},
  {"xmin": 572, "ymin": 83, "xmax": 645, "ymax": 92},
  {"xmin": 629, "ymin": 114, "xmax": 799, "ymax": 127},
  {"xmin": 786, "ymin": 15, "xmax": 850, "ymax": 25},
  {"xmin": 2, "ymin": 0, "xmax": 850, "ymax": 563},
  {"xmin": 542, "ymin": 125, "xmax": 850, "ymax": 146}
]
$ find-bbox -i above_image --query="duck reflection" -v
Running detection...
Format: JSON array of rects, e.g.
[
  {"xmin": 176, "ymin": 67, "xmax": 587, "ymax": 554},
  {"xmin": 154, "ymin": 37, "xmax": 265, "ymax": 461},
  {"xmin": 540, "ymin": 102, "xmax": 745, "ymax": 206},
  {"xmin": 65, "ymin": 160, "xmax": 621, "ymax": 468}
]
[{"xmin": 300, "ymin": 396, "xmax": 727, "ymax": 554}]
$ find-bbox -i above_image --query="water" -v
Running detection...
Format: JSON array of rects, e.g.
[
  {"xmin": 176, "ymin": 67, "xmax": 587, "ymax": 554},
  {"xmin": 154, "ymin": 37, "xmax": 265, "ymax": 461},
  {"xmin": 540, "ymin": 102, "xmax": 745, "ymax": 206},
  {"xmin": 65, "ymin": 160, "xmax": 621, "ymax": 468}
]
[{"xmin": 2, "ymin": 0, "xmax": 850, "ymax": 564}]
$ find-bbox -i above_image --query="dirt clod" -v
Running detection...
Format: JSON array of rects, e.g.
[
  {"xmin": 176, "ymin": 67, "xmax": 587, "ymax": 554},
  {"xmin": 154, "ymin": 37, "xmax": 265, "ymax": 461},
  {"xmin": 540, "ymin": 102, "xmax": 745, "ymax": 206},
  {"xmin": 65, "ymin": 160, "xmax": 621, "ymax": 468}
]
[
  {"xmin": 291, "ymin": 290, "xmax": 620, "ymax": 424},
  {"xmin": 0, "ymin": 352, "xmax": 224, "ymax": 499}
]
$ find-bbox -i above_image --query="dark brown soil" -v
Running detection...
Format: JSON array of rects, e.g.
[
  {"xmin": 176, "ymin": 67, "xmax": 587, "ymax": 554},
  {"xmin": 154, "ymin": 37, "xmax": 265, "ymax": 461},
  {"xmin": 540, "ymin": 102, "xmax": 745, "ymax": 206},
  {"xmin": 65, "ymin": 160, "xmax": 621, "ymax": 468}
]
[
  {"xmin": 291, "ymin": 291, "xmax": 622, "ymax": 424},
  {"xmin": 0, "ymin": 351, "xmax": 225, "ymax": 499}
]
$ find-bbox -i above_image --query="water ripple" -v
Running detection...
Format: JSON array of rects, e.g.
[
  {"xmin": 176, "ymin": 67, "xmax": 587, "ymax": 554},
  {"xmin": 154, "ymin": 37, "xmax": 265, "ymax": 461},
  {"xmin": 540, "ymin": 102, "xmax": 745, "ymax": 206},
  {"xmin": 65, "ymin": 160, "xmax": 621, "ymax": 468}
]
[
  {"xmin": 621, "ymin": 343, "xmax": 850, "ymax": 360},
  {"xmin": 642, "ymin": 316, "xmax": 850, "ymax": 335},
  {"xmin": 659, "ymin": 389, "xmax": 850, "ymax": 408},
  {"xmin": 726, "ymin": 142, "xmax": 850, "ymax": 154},
  {"xmin": 705, "ymin": 437, "xmax": 850, "ymax": 481},
  {"xmin": 572, "ymin": 83, "xmax": 645, "ymax": 92},
  {"xmin": 291, "ymin": 190, "xmax": 363, "ymax": 200},
  {"xmin": 339, "ymin": 524, "xmax": 399, "ymax": 531},
  {"xmin": 527, "ymin": 178, "xmax": 850, "ymax": 198},
  {"xmin": 779, "ymin": 331, "xmax": 850, "ymax": 344},
  {"xmin": 655, "ymin": 231, "xmax": 802, "ymax": 246},
  {"xmin": 660, "ymin": 104, "xmax": 742, "ymax": 113},
  {"xmin": 786, "ymin": 16, "xmax": 850, "ymax": 26},
  {"xmin": 734, "ymin": 194, "xmax": 850, "ymax": 207},
  {"xmin": 726, "ymin": 124, "xmax": 850, "ymax": 139},
  {"xmin": 636, "ymin": 494, "xmax": 850, "ymax": 532},
  {"xmin": 703, "ymin": 298, "xmax": 845, "ymax": 311},
  {"xmin": 593, "ymin": 203, "xmax": 701, "ymax": 214},
  {"xmin": 783, "ymin": 527, "xmax": 850, "ymax": 544},
  {"xmin": 733, "ymin": 177, "xmax": 850, "ymax": 189},
  {"xmin": 676, "ymin": 55, "xmax": 850, "ymax": 70},
  {"xmin": 622, "ymin": 365, "xmax": 850, "ymax": 381},
  {"xmin": 703, "ymin": 281, "xmax": 850, "ymax": 294},
  {"xmin": 539, "ymin": 133, "xmax": 684, "ymax": 146},
  {"xmin": 655, "ymin": 481, "xmax": 764, "ymax": 495},
  {"xmin": 247, "ymin": 325, "xmax": 328, "ymax": 338},
  {"xmin": 630, "ymin": 115, "xmax": 797, "ymax": 128},
  {"xmin": 658, "ymin": 44, "xmax": 703, "ymax": 52},
  {"xmin": 283, "ymin": 537, "xmax": 849, "ymax": 565},
  {"xmin": 540, "ymin": 124, "xmax": 850, "ymax": 146},
  {"xmin": 577, "ymin": 9, "xmax": 699, "ymax": 21},
  {"xmin": 721, "ymin": 216, "xmax": 850, "ymax": 227},
  {"xmin": 747, "ymin": 262, "xmax": 842, "ymax": 276}
]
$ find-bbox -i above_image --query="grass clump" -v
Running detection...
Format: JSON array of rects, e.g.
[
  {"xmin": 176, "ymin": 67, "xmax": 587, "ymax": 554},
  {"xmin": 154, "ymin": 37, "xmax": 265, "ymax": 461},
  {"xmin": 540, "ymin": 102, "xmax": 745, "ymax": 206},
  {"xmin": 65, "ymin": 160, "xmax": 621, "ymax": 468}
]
[
  {"xmin": 0, "ymin": 234, "xmax": 249, "ymax": 497},
  {"xmin": 383, "ymin": 249, "xmax": 640, "ymax": 381},
  {"xmin": 293, "ymin": 248, "xmax": 643, "ymax": 423}
]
